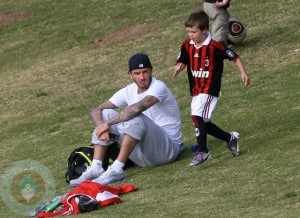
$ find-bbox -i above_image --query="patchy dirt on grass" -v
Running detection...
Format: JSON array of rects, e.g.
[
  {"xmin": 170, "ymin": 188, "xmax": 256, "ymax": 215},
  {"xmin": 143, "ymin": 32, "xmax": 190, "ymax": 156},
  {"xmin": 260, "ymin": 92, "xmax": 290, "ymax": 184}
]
[
  {"xmin": 0, "ymin": 11, "xmax": 33, "ymax": 28},
  {"xmin": 88, "ymin": 23, "xmax": 156, "ymax": 49},
  {"xmin": 0, "ymin": 12, "xmax": 155, "ymax": 49}
]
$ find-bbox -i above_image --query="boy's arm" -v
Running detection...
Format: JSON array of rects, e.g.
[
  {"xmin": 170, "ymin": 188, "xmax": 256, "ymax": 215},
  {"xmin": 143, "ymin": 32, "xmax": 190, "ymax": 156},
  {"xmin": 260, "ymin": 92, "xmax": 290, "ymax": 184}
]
[
  {"xmin": 235, "ymin": 57, "xmax": 250, "ymax": 87},
  {"xmin": 173, "ymin": 62, "xmax": 186, "ymax": 78}
]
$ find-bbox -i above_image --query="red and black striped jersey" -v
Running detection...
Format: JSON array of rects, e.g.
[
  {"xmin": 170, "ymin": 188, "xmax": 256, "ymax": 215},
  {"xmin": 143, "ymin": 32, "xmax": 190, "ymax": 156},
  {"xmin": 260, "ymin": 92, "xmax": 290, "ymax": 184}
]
[{"xmin": 176, "ymin": 36, "xmax": 239, "ymax": 97}]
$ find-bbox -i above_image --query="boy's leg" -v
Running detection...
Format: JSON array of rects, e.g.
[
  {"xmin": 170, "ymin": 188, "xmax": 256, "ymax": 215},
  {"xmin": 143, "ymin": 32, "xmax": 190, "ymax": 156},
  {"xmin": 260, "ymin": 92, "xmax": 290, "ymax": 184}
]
[
  {"xmin": 189, "ymin": 94, "xmax": 218, "ymax": 166},
  {"xmin": 206, "ymin": 122, "xmax": 239, "ymax": 156},
  {"xmin": 189, "ymin": 115, "xmax": 212, "ymax": 166},
  {"xmin": 206, "ymin": 121, "xmax": 231, "ymax": 142},
  {"xmin": 192, "ymin": 116, "xmax": 208, "ymax": 153}
]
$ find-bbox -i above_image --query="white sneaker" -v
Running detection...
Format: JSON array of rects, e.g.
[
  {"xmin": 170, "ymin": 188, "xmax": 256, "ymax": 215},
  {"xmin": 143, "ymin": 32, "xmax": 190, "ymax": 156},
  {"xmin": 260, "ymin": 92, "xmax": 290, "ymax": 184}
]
[
  {"xmin": 69, "ymin": 167, "xmax": 104, "ymax": 187},
  {"xmin": 92, "ymin": 166, "xmax": 125, "ymax": 185}
]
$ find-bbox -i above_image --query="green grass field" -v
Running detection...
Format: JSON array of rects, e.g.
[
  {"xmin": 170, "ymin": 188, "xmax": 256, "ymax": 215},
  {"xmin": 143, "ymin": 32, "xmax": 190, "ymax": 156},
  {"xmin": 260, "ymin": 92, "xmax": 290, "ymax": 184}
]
[{"xmin": 0, "ymin": 0, "xmax": 299, "ymax": 217}]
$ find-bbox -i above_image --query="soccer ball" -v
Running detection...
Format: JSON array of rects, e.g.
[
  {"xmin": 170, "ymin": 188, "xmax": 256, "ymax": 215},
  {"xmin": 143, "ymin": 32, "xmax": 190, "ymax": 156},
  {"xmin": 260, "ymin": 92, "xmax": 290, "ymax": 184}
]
[{"xmin": 228, "ymin": 18, "xmax": 247, "ymax": 45}]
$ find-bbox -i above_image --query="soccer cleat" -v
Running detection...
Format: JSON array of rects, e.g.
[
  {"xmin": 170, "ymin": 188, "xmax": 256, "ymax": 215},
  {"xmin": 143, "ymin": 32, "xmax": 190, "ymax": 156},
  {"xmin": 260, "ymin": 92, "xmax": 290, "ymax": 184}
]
[
  {"xmin": 189, "ymin": 151, "xmax": 212, "ymax": 166},
  {"xmin": 92, "ymin": 166, "xmax": 125, "ymax": 185},
  {"xmin": 227, "ymin": 132, "xmax": 240, "ymax": 157},
  {"xmin": 69, "ymin": 167, "xmax": 104, "ymax": 187}
]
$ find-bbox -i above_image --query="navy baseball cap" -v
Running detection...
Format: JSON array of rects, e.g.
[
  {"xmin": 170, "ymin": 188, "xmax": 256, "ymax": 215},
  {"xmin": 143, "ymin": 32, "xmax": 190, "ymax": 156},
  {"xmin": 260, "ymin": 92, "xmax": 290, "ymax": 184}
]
[{"xmin": 128, "ymin": 53, "xmax": 152, "ymax": 72}]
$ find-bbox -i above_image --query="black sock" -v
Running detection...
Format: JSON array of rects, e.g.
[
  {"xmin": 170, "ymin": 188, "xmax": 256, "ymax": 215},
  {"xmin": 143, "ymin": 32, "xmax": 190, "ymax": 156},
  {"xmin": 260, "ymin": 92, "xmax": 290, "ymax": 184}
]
[
  {"xmin": 192, "ymin": 115, "xmax": 209, "ymax": 153},
  {"xmin": 206, "ymin": 121, "xmax": 231, "ymax": 142}
]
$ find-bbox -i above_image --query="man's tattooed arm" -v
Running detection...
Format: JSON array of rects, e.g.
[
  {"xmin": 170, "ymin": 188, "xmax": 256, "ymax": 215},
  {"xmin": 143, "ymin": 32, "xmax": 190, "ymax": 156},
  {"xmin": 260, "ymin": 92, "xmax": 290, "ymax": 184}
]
[
  {"xmin": 106, "ymin": 95, "xmax": 159, "ymax": 126},
  {"xmin": 91, "ymin": 100, "xmax": 117, "ymax": 126}
]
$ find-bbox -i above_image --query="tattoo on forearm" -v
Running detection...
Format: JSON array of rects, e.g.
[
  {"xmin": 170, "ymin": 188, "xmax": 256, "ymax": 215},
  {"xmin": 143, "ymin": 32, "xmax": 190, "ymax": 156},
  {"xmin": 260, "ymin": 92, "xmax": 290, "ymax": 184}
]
[
  {"xmin": 91, "ymin": 100, "xmax": 116, "ymax": 126},
  {"xmin": 107, "ymin": 95, "xmax": 158, "ymax": 126}
]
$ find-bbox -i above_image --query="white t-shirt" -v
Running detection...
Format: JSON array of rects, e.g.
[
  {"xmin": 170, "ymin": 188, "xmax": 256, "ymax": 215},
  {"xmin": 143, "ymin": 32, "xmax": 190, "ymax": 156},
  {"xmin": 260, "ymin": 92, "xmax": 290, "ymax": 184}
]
[{"xmin": 109, "ymin": 77, "xmax": 182, "ymax": 144}]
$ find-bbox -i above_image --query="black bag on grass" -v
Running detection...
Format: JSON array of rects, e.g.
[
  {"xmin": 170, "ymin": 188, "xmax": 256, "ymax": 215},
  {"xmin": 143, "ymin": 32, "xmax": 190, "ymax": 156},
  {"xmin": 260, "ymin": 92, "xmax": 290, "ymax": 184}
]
[{"xmin": 65, "ymin": 143, "xmax": 120, "ymax": 183}]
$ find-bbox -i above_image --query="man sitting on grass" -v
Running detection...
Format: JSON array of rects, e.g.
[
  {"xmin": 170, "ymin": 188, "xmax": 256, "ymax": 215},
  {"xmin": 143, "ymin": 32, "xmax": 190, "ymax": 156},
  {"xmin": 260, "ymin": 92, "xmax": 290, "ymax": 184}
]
[{"xmin": 70, "ymin": 53, "xmax": 184, "ymax": 186}]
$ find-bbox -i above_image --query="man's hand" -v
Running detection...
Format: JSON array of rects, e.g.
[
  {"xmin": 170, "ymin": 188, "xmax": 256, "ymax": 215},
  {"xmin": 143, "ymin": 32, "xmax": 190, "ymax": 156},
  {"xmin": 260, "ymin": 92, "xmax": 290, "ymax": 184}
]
[{"xmin": 95, "ymin": 123, "xmax": 110, "ymax": 142}]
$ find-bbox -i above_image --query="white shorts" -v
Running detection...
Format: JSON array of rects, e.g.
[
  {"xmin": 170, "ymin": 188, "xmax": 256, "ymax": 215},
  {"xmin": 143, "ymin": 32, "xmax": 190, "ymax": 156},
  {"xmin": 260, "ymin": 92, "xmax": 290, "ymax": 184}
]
[
  {"xmin": 191, "ymin": 94, "xmax": 218, "ymax": 122},
  {"xmin": 91, "ymin": 109, "xmax": 183, "ymax": 167}
]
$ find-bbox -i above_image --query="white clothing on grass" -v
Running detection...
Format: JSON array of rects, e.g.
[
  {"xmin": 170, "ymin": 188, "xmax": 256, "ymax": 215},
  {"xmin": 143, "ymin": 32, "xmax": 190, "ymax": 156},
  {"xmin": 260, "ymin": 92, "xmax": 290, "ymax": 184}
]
[{"xmin": 91, "ymin": 77, "xmax": 184, "ymax": 167}]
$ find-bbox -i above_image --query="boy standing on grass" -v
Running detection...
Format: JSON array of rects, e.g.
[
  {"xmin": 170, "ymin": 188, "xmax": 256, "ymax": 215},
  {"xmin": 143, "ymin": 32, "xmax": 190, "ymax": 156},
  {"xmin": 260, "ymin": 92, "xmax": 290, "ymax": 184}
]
[{"xmin": 173, "ymin": 9, "xmax": 250, "ymax": 166}]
